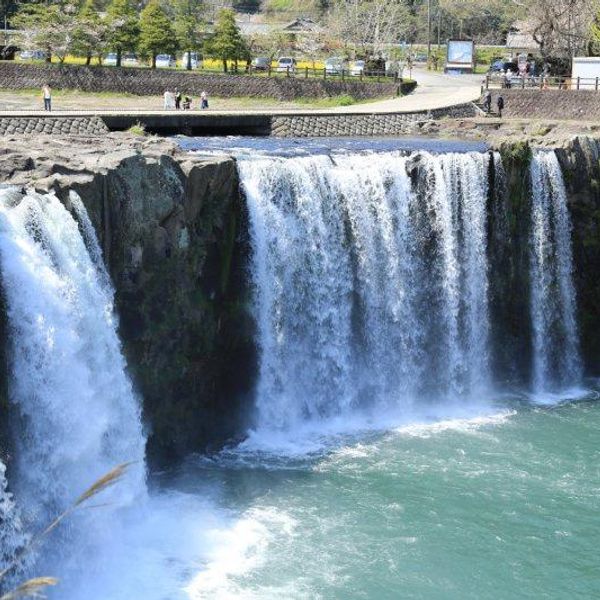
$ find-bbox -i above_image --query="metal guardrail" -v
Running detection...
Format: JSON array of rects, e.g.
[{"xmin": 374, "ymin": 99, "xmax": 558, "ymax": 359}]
[
  {"xmin": 202, "ymin": 66, "xmax": 403, "ymax": 83},
  {"xmin": 485, "ymin": 74, "xmax": 600, "ymax": 91}
]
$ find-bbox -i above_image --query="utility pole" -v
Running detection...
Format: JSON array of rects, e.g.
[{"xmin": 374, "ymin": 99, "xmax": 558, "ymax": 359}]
[{"xmin": 427, "ymin": 0, "xmax": 432, "ymax": 67}]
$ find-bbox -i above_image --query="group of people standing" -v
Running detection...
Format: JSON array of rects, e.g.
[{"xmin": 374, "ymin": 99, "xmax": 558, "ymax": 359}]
[
  {"xmin": 163, "ymin": 89, "xmax": 209, "ymax": 111},
  {"xmin": 482, "ymin": 90, "xmax": 505, "ymax": 118}
]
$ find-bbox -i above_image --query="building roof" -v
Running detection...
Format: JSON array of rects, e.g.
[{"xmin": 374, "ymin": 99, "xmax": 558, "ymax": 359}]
[
  {"xmin": 506, "ymin": 20, "xmax": 538, "ymax": 51},
  {"xmin": 282, "ymin": 17, "xmax": 323, "ymax": 33}
]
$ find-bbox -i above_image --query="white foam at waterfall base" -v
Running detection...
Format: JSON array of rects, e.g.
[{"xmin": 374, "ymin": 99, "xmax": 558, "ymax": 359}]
[
  {"xmin": 0, "ymin": 459, "xmax": 27, "ymax": 579},
  {"xmin": 240, "ymin": 150, "xmax": 494, "ymax": 443}
]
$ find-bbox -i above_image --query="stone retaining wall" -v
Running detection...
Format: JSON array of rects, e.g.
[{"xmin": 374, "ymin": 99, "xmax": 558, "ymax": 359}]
[
  {"xmin": 0, "ymin": 62, "xmax": 407, "ymax": 101},
  {"xmin": 0, "ymin": 102, "xmax": 477, "ymax": 137},
  {"xmin": 0, "ymin": 115, "xmax": 108, "ymax": 136},
  {"xmin": 488, "ymin": 89, "xmax": 600, "ymax": 120},
  {"xmin": 271, "ymin": 103, "xmax": 478, "ymax": 137}
]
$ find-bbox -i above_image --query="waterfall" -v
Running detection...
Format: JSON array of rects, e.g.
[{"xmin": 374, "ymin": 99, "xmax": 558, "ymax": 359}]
[
  {"xmin": 529, "ymin": 151, "xmax": 583, "ymax": 393},
  {"xmin": 240, "ymin": 151, "xmax": 492, "ymax": 431},
  {"xmin": 0, "ymin": 459, "xmax": 27, "ymax": 578},
  {"xmin": 0, "ymin": 187, "xmax": 146, "ymax": 576}
]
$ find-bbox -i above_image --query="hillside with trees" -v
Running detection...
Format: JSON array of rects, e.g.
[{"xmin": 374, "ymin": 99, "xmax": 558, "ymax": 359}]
[{"xmin": 4, "ymin": 0, "xmax": 600, "ymax": 68}]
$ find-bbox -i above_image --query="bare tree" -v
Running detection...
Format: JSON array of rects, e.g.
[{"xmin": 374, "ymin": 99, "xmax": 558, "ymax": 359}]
[
  {"xmin": 12, "ymin": 3, "xmax": 80, "ymax": 63},
  {"xmin": 513, "ymin": 0, "xmax": 600, "ymax": 59},
  {"xmin": 328, "ymin": 0, "xmax": 410, "ymax": 57}
]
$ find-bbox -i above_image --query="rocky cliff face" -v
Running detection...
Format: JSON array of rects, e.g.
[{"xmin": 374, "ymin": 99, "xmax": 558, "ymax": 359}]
[
  {"xmin": 0, "ymin": 135, "xmax": 255, "ymax": 462},
  {"xmin": 490, "ymin": 137, "xmax": 600, "ymax": 380},
  {"xmin": 555, "ymin": 137, "xmax": 600, "ymax": 373}
]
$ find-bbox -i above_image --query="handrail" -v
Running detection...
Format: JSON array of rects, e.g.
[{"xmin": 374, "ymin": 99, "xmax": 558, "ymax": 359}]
[{"xmin": 484, "ymin": 73, "xmax": 600, "ymax": 91}]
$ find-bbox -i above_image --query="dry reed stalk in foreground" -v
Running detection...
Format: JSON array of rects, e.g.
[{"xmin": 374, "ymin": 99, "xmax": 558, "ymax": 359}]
[{"xmin": 0, "ymin": 463, "xmax": 133, "ymax": 599}]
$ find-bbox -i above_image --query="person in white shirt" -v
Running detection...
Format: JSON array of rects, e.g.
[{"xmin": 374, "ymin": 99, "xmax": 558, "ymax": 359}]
[{"xmin": 42, "ymin": 84, "xmax": 51, "ymax": 111}]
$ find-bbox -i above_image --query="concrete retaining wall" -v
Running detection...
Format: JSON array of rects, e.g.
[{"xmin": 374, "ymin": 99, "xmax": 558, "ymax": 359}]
[
  {"xmin": 488, "ymin": 89, "xmax": 600, "ymax": 120},
  {"xmin": 0, "ymin": 62, "xmax": 409, "ymax": 101}
]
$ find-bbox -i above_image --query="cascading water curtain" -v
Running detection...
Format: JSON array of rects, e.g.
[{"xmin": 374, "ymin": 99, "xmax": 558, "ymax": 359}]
[
  {"xmin": 529, "ymin": 150, "xmax": 583, "ymax": 394},
  {"xmin": 0, "ymin": 187, "xmax": 146, "ymax": 578},
  {"xmin": 240, "ymin": 151, "xmax": 492, "ymax": 431}
]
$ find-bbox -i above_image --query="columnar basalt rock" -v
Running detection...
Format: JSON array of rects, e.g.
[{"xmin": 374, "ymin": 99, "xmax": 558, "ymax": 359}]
[{"xmin": 0, "ymin": 135, "xmax": 255, "ymax": 462}]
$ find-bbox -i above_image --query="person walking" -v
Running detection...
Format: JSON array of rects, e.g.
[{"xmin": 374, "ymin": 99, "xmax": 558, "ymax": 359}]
[
  {"xmin": 483, "ymin": 90, "xmax": 492, "ymax": 113},
  {"xmin": 496, "ymin": 94, "xmax": 505, "ymax": 118},
  {"xmin": 42, "ymin": 84, "xmax": 52, "ymax": 111},
  {"xmin": 175, "ymin": 90, "xmax": 181, "ymax": 110}
]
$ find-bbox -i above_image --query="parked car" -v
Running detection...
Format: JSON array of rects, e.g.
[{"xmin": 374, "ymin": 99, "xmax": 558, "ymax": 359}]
[
  {"xmin": 156, "ymin": 54, "xmax": 176, "ymax": 68},
  {"xmin": 181, "ymin": 51, "xmax": 202, "ymax": 69},
  {"xmin": 251, "ymin": 56, "xmax": 271, "ymax": 71},
  {"xmin": 490, "ymin": 59, "xmax": 506, "ymax": 72},
  {"xmin": 276, "ymin": 57, "xmax": 296, "ymax": 73},
  {"xmin": 325, "ymin": 57, "xmax": 346, "ymax": 75},
  {"xmin": 350, "ymin": 60, "xmax": 365, "ymax": 76},
  {"xmin": 122, "ymin": 53, "xmax": 139, "ymax": 67},
  {"xmin": 104, "ymin": 52, "xmax": 118, "ymax": 66},
  {"xmin": 19, "ymin": 50, "xmax": 46, "ymax": 61}
]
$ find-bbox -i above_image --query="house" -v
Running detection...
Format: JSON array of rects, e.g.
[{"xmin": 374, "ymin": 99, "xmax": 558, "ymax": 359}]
[
  {"xmin": 281, "ymin": 18, "xmax": 323, "ymax": 35},
  {"xmin": 506, "ymin": 21, "xmax": 539, "ymax": 58}
]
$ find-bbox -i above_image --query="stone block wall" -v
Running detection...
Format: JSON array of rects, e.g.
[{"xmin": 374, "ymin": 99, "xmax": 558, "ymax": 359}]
[
  {"xmin": 271, "ymin": 103, "xmax": 478, "ymax": 137},
  {"xmin": 0, "ymin": 116, "xmax": 108, "ymax": 136},
  {"xmin": 488, "ymin": 89, "xmax": 600, "ymax": 120},
  {"xmin": 0, "ymin": 61, "xmax": 404, "ymax": 101}
]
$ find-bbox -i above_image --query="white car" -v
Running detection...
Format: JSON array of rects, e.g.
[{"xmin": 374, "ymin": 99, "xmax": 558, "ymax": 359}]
[
  {"xmin": 181, "ymin": 52, "xmax": 202, "ymax": 69},
  {"xmin": 325, "ymin": 57, "xmax": 346, "ymax": 75},
  {"xmin": 350, "ymin": 60, "xmax": 365, "ymax": 76},
  {"xmin": 122, "ymin": 53, "xmax": 139, "ymax": 67},
  {"xmin": 276, "ymin": 57, "xmax": 296, "ymax": 73},
  {"xmin": 19, "ymin": 50, "xmax": 46, "ymax": 61},
  {"xmin": 156, "ymin": 54, "xmax": 176, "ymax": 68},
  {"xmin": 104, "ymin": 52, "xmax": 118, "ymax": 66}
]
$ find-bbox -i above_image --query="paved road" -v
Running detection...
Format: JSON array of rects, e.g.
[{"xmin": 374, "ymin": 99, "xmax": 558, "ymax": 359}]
[
  {"xmin": 0, "ymin": 67, "xmax": 484, "ymax": 117},
  {"xmin": 333, "ymin": 66, "xmax": 484, "ymax": 113}
]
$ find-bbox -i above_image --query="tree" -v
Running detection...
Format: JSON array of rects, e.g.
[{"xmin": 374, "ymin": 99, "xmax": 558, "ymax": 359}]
[
  {"xmin": 517, "ymin": 0, "xmax": 600, "ymax": 61},
  {"xmin": 12, "ymin": 2, "xmax": 79, "ymax": 63},
  {"xmin": 204, "ymin": 8, "xmax": 248, "ymax": 72},
  {"xmin": 172, "ymin": 0, "xmax": 205, "ymax": 70},
  {"xmin": 72, "ymin": 0, "xmax": 110, "ymax": 65},
  {"xmin": 138, "ymin": 0, "xmax": 178, "ymax": 68},
  {"xmin": 327, "ymin": 0, "xmax": 410, "ymax": 56},
  {"xmin": 106, "ymin": 0, "xmax": 139, "ymax": 67}
]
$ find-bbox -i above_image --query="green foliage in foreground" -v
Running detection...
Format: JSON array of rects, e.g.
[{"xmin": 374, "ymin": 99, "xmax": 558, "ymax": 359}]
[{"xmin": 127, "ymin": 122, "xmax": 147, "ymax": 136}]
